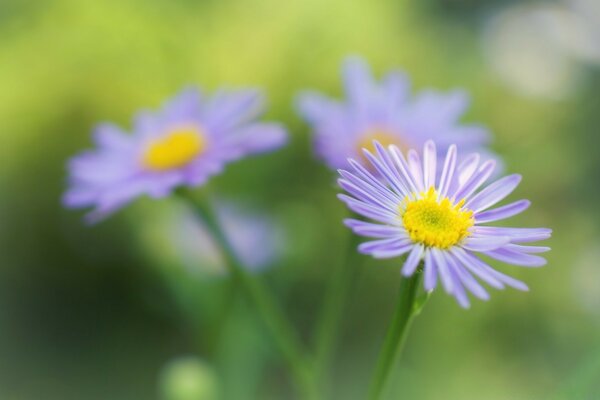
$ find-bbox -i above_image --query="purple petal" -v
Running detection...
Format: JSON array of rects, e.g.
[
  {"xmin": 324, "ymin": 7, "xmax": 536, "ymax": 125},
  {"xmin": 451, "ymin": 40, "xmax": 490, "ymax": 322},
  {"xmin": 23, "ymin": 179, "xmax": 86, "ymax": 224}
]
[
  {"xmin": 296, "ymin": 91, "xmax": 339, "ymax": 122},
  {"xmin": 450, "ymin": 247, "xmax": 505, "ymax": 289},
  {"xmin": 448, "ymin": 265, "xmax": 471, "ymax": 308},
  {"xmin": 452, "ymin": 159, "xmax": 496, "ymax": 202},
  {"xmin": 382, "ymin": 71, "xmax": 410, "ymax": 113},
  {"xmin": 222, "ymin": 123, "xmax": 287, "ymax": 154},
  {"xmin": 342, "ymin": 56, "xmax": 374, "ymax": 108},
  {"xmin": 338, "ymin": 178, "xmax": 396, "ymax": 212},
  {"xmin": 438, "ymin": 145, "xmax": 457, "ymax": 198},
  {"xmin": 372, "ymin": 242, "xmax": 413, "ymax": 259},
  {"xmin": 423, "ymin": 141, "xmax": 436, "ymax": 189},
  {"xmin": 407, "ymin": 149, "xmax": 425, "ymax": 192},
  {"xmin": 340, "ymin": 167, "xmax": 401, "ymax": 205},
  {"xmin": 162, "ymin": 86, "xmax": 203, "ymax": 122},
  {"xmin": 337, "ymin": 194, "xmax": 397, "ymax": 224},
  {"xmin": 402, "ymin": 244, "xmax": 424, "ymax": 276},
  {"xmin": 504, "ymin": 244, "xmax": 551, "ymax": 254},
  {"xmin": 344, "ymin": 219, "xmax": 405, "ymax": 238},
  {"xmin": 431, "ymin": 248, "xmax": 454, "ymax": 294},
  {"xmin": 362, "ymin": 147, "xmax": 409, "ymax": 198},
  {"xmin": 447, "ymin": 253, "xmax": 490, "ymax": 300},
  {"xmin": 204, "ymin": 89, "xmax": 265, "ymax": 132},
  {"xmin": 93, "ymin": 124, "xmax": 133, "ymax": 151},
  {"xmin": 456, "ymin": 153, "xmax": 481, "ymax": 186},
  {"xmin": 475, "ymin": 200, "xmax": 530, "ymax": 223},
  {"xmin": 389, "ymin": 145, "xmax": 422, "ymax": 195},
  {"xmin": 462, "ymin": 235, "xmax": 511, "ymax": 252},
  {"xmin": 484, "ymin": 247, "xmax": 547, "ymax": 267},
  {"xmin": 472, "ymin": 227, "xmax": 552, "ymax": 243},
  {"xmin": 358, "ymin": 237, "xmax": 412, "ymax": 258},
  {"xmin": 423, "ymin": 250, "xmax": 438, "ymax": 291},
  {"xmin": 465, "ymin": 174, "xmax": 522, "ymax": 213},
  {"xmin": 453, "ymin": 248, "xmax": 529, "ymax": 291}
]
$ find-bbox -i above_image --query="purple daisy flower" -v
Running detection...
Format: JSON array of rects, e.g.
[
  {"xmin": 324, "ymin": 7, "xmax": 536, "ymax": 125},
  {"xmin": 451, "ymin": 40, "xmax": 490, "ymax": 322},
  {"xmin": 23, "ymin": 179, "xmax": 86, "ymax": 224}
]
[
  {"xmin": 297, "ymin": 56, "xmax": 495, "ymax": 170},
  {"xmin": 64, "ymin": 87, "xmax": 287, "ymax": 222},
  {"xmin": 338, "ymin": 140, "xmax": 551, "ymax": 308},
  {"xmin": 164, "ymin": 201, "xmax": 286, "ymax": 275}
]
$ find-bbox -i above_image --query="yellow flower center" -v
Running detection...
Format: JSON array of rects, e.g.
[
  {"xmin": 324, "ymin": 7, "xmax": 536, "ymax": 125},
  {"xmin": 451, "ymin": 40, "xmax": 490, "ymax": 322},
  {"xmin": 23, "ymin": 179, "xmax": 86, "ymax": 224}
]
[
  {"xmin": 143, "ymin": 127, "xmax": 206, "ymax": 171},
  {"xmin": 357, "ymin": 129, "xmax": 403, "ymax": 154},
  {"xmin": 402, "ymin": 187, "xmax": 474, "ymax": 249},
  {"xmin": 357, "ymin": 129, "xmax": 410, "ymax": 165}
]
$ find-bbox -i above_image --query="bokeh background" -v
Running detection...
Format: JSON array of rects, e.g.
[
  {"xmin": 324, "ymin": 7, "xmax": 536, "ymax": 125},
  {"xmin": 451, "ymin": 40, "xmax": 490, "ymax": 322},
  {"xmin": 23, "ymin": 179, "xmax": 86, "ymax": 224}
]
[{"xmin": 1, "ymin": 0, "xmax": 599, "ymax": 399}]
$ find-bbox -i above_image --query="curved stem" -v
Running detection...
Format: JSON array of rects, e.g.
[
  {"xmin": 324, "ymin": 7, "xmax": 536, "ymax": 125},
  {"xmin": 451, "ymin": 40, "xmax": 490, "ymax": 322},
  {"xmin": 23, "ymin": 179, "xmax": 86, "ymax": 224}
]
[
  {"xmin": 179, "ymin": 190, "xmax": 318, "ymax": 400},
  {"xmin": 368, "ymin": 270, "xmax": 424, "ymax": 400}
]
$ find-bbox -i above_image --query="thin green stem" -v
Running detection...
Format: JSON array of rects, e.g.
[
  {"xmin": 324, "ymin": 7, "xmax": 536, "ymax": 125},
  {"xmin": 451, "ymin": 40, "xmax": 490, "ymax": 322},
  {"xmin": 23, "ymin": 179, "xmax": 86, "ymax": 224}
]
[
  {"xmin": 368, "ymin": 270, "xmax": 424, "ymax": 400},
  {"xmin": 313, "ymin": 231, "xmax": 361, "ymax": 396},
  {"xmin": 178, "ymin": 190, "xmax": 318, "ymax": 400}
]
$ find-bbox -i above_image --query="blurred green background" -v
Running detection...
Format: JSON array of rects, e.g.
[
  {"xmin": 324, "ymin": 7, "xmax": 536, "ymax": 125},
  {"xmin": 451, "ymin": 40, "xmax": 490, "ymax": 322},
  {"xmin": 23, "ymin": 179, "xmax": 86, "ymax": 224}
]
[{"xmin": 1, "ymin": 0, "xmax": 599, "ymax": 399}]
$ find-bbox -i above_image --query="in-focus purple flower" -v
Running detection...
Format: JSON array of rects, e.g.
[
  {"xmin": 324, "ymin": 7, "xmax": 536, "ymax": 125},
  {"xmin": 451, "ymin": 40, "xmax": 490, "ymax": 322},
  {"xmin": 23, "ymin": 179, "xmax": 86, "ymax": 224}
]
[
  {"xmin": 64, "ymin": 87, "xmax": 287, "ymax": 222},
  {"xmin": 297, "ymin": 56, "xmax": 496, "ymax": 170},
  {"xmin": 338, "ymin": 140, "xmax": 551, "ymax": 307}
]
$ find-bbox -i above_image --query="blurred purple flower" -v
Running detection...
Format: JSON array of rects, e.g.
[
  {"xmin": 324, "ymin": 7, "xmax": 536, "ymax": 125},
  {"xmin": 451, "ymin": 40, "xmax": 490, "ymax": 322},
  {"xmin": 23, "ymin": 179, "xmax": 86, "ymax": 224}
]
[
  {"xmin": 64, "ymin": 87, "xmax": 287, "ymax": 222},
  {"xmin": 168, "ymin": 202, "xmax": 285, "ymax": 275},
  {"xmin": 338, "ymin": 140, "xmax": 551, "ymax": 308},
  {"xmin": 297, "ymin": 56, "xmax": 496, "ymax": 170}
]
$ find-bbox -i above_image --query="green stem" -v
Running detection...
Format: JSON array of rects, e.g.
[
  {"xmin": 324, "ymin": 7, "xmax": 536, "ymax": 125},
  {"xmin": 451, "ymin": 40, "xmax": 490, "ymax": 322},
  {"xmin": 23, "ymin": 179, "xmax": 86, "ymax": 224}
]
[
  {"xmin": 313, "ymin": 231, "xmax": 361, "ymax": 395},
  {"xmin": 368, "ymin": 270, "xmax": 424, "ymax": 400},
  {"xmin": 179, "ymin": 190, "xmax": 317, "ymax": 400}
]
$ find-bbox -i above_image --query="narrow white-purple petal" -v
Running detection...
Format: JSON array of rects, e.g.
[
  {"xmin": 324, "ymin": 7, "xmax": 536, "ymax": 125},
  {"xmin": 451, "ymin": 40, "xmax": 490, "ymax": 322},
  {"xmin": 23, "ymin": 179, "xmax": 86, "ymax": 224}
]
[
  {"xmin": 402, "ymin": 244, "xmax": 424, "ymax": 276},
  {"xmin": 452, "ymin": 159, "xmax": 496, "ymax": 202},
  {"xmin": 484, "ymin": 248, "xmax": 547, "ymax": 267},
  {"xmin": 460, "ymin": 249, "xmax": 530, "ymax": 291},
  {"xmin": 456, "ymin": 153, "xmax": 480, "ymax": 186},
  {"xmin": 447, "ymin": 253, "xmax": 490, "ymax": 300},
  {"xmin": 372, "ymin": 242, "xmax": 413, "ymax": 259},
  {"xmin": 338, "ymin": 178, "xmax": 396, "ymax": 212},
  {"xmin": 344, "ymin": 219, "xmax": 405, "ymax": 237},
  {"xmin": 339, "ymin": 168, "xmax": 401, "ymax": 206},
  {"xmin": 389, "ymin": 145, "xmax": 421, "ymax": 195},
  {"xmin": 475, "ymin": 200, "xmax": 531, "ymax": 223},
  {"xmin": 423, "ymin": 141, "xmax": 436, "ymax": 190},
  {"xmin": 407, "ymin": 150, "xmax": 425, "ymax": 192},
  {"xmin": 338, "ymin": 195, "xmax": 397, "ymax": 223},
  {"xmin": 438, "ymin": 145, "xmax": 457, "ymax": 198},
  {"xmin": 504, "ymin": 244, "xmax": 551, "ymax": 254},
  {"xmin": 466, "ymin": 174, "xmax": 522, "ymax": 213},
  {"xmin": 472, "ymin": 227, "xmax": 552, "ymax": 243},
  {"xmin": 363, "ymin": 148, "xmax": 410, "ymax": 198},
  {"xmin": 375, "ymin": 141, "xmax": 414, "ymax": 196},
  {"xmin": 450, "ymin": 247, "xmax": 505, "ymax": 289},
  {"xmin": 448, "ymin": 266, "xmax": 471, "ymax": 308},
  {"xmin": 462, "ymin": 235, "xmax": 511, "ymax": 252},
  {"xmin": 423, "ymin": 250, "xmax": 438, "ymax": 291},
  {"xmin": 358, "ymin": 237, "xmax": 408, "ymax": 253},
  {"xmin": 431, "ymin": 248, "xmax": 454, "ymax": 294}
]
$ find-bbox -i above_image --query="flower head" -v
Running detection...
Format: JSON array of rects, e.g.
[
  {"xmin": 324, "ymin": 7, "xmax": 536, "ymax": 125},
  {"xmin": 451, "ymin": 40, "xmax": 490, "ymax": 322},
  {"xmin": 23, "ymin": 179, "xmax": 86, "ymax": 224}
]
[
  {"xmin": 64, "ymin": 87, "xmax": 287, "ymax": 222},
  {"xmin": 297, "ymin": 56, "xmax": 495, "ymax": 170},
  {"xmin": 338, "ymin": 140, "xmax": 551, "ymax": 307}
]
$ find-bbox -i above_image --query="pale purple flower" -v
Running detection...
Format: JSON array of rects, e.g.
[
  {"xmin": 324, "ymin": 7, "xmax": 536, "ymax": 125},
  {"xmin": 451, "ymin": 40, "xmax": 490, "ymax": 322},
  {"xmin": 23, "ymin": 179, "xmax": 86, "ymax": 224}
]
[
  {"xmin": 338, "ymin": 140, "xmax": 551, "ymax": 307},
  {"xmin": 64, "ymin": 87, "xmax": 287, "ymax": 222},
  {"xmin": 297, "ymin": 56, "xmax": 496, "ymax": 170},
  {"xmin": 165, "ymin": 201, "xmax": 285, "ymax": 275}
]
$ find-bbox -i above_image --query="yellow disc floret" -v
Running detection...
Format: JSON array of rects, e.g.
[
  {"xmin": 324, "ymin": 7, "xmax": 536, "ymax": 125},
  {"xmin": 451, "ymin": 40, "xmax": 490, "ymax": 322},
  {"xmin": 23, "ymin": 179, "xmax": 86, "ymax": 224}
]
[
  {"xmin": 402, "ymin": 187, "xmax": 474, "ymax": 249},
  {"xmin": 143, "ymin": 127, "xmax": 206, "ymax": 171}
]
